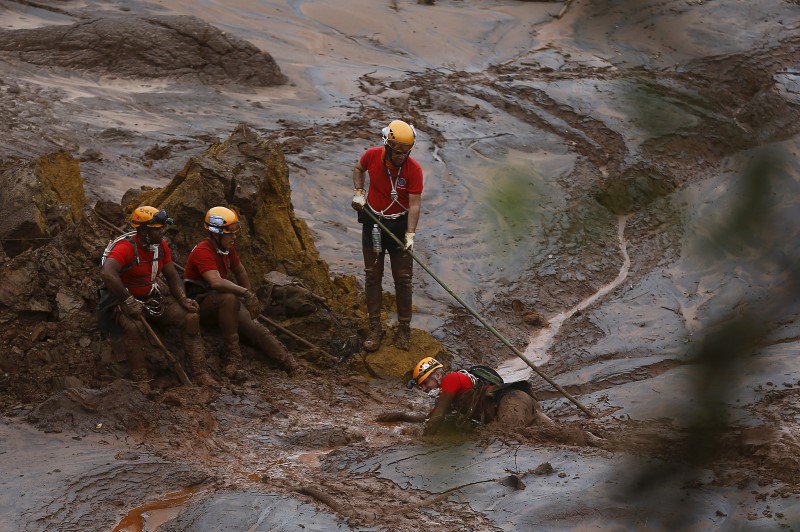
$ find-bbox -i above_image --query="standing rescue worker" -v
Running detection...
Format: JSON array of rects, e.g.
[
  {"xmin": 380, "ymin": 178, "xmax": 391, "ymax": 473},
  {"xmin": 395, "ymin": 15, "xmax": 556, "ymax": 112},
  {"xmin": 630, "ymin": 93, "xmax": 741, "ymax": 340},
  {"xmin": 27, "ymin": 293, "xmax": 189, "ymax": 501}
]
[
  {"xmin": 351, "ymin": 119, "xmax": 423, "ymax": 352},
  {"xmin": 183, "ymin": 206, "xmax": 299, "ymax": 378},
  {"xmin": 406, "ymin": 357, "xmax": 554, "ymax": 436},
  {"xmin": 99, "ymin": 206, "xmax": 216, "ymax": 387}
]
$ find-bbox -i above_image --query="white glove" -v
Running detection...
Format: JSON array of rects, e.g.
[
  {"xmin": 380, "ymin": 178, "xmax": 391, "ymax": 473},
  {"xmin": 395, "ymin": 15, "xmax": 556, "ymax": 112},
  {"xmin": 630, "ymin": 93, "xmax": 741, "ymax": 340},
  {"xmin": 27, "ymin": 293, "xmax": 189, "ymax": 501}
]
[
  {"xmin": 403, "ymin": 232, "xmax": 415, "ymax": 251},
  {"xmin": 351, "ymin": 188, "xmax": 366, "ymax": 211}
]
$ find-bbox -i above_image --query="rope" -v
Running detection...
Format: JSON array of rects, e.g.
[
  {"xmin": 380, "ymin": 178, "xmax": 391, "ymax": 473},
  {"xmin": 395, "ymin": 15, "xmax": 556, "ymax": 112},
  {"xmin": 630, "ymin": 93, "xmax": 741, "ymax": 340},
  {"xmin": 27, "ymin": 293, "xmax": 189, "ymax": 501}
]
[{"xmin": 362, "ymin": 208, "xmax": 594, "ymax": 418}]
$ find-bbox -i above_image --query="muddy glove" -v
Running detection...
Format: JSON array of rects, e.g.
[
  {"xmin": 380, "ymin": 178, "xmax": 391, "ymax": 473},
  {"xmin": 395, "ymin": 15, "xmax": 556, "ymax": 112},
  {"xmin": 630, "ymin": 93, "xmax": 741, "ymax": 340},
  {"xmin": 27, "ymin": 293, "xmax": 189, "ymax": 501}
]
[
  {"xmin": 403, "ymin": 232, "xmax": 415, "ymax": 252},
  {"xmin": 351, "ymin": 188, "xmax": 366, "ymax": 211},
  {"xmin": 243, "ymin": 290, "xmax": 262, "ymax": 320},
  {"xmin": 181, "ymin": 297, "xmax": 199, "ymax": 313},
  {"xmin": 121, "ymin": 295, "xmax": 143, "ymax": 319}
]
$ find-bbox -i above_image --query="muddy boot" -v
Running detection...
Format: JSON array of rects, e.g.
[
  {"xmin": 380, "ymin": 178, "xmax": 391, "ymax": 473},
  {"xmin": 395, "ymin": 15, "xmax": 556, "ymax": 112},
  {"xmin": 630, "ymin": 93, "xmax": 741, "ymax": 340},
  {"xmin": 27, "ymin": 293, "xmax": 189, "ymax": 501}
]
[
  {"xmin": 394, "ymin": 322, "xmax": 411, "ymax": 351},
  {"xmin": 130, "ymin": 368, "xmax": 151, "ymax": 394},
  {"xmin": 363, "ymin": 318, "xmax": 383, "ymax": 352},
  {"xmin": 222, "ymin": 343, "xmax": 247, "ymax": 382},
  {"xmin": 271, "ymin": 347, "xmax": 300, "ymax": 376},
  {"xmin": 185, "ymin": 337, "xmax": 218, "ymax": 388},
  {"xmin": 284, "ymin": 356, "xmax": 301, "ymax": 377},
  {"xmin": 246, "ymin": 323, "xmax": 300, "ymax": 377}
]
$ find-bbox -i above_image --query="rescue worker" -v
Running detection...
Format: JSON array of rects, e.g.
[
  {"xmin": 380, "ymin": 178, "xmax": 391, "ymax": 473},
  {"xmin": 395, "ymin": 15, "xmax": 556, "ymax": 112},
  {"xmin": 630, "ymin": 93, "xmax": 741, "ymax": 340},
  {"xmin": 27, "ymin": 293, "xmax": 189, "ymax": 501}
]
[
  {"xmin": 99, "ymin": 206, "xmax": 216, "ymax": 387},
  {"xmin": 406, "ymin": 357, "xmax": 554, "ymax": 436},
  {"xmin": 351, "ymin": 119, "xmax": 423, "ymax": 352},
  {"xmin": 183, "ymin": 206, "xmax": 299, "ymax": 378}
]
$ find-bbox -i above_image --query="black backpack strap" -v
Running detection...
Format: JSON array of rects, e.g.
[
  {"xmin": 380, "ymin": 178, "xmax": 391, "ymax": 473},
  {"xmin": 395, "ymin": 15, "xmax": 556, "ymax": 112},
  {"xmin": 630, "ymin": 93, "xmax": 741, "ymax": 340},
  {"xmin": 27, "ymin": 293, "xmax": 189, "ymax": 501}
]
[{"xmin": 466, "ymin": 365, "xmax": 505, "ymax": 385}]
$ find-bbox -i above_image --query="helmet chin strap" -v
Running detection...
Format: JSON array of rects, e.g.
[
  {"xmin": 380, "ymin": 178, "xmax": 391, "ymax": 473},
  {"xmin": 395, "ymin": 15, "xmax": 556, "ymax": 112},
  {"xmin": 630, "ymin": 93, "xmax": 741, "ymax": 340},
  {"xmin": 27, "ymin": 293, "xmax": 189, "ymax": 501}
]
[
  {"xmin": 383, "ymin": 146, "xmax": 409, "ymax": 169},
  {"xmin": 139, "ymin": 227, "xmax": 158, "ymax": 248},
  {"xmin": 211, "ymin": 233, "xmax": 230, "ymax": 255}
]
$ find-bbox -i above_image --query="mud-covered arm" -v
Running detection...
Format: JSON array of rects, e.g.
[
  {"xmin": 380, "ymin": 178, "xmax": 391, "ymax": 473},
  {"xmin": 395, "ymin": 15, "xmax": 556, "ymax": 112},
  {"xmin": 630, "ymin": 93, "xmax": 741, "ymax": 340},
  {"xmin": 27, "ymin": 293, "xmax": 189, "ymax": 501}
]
[
  {"xmin": 230, "ymin": 262, "xmax": 251, "ymax": 291},
  {"xmin": 423, "ymin": 392, "xmax": 455, "ymax": 436},
  {"xmin": 100, "ymin": 258, "xmax": 129, "ymax": 302},
  {"xmin": 406, "ymin": 193, "xmax": 421, "ymax": 233},
  {"xmin": 353, "ymin": 161, "xmax": 367, "ymax": 190},
  {"xmin": 163, "ymin": 262, "xmax": 189, "ymax": 301},
  {"xmin": 200, "ymin": 266, "xmax": 249, "ymax": 296}
]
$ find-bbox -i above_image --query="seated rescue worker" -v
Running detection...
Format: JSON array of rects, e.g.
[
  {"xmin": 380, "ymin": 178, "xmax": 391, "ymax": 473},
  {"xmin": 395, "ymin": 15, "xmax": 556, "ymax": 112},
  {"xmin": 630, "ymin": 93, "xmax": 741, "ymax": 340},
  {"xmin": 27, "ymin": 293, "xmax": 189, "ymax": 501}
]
[
  {"xmin": 183, "ymin": 206, "xmax": 299, "ymax": 378},
  {"xmin": 406, "ymin": 357, "xmax": 554, "ymax": 436},
  {"xmin": 99, "ymin": 206, "xmax": 216, "ymax": 387}
]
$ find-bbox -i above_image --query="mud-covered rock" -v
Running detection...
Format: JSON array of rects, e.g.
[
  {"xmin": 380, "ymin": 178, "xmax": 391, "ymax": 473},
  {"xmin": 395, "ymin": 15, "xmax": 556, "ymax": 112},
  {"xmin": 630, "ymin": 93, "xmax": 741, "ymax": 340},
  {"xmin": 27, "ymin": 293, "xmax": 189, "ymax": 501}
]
[
  {"xmin": 27, "ymin": 379, "xmax": 159, "ymax": 434},
  {"xmin": 129, "ymin": 124, "xmax": 352, "ymax": 306},
  {"xmin": 0, "ymin": 16, "xmax": 287, "ymax": 87},
  {"xmin": 0, "ymin": 151, "xmax": 85, "ymax": 258}
]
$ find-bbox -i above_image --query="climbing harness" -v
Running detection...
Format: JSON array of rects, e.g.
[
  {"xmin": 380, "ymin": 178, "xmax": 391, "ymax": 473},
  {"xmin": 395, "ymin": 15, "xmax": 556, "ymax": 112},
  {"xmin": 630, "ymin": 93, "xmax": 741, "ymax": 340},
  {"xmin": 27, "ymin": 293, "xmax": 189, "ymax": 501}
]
[
  {"xmin": 101, "ymin": 232, "xmax": 165, "ymax": 315},
  {"xmin": 366, "ymin": 164, "xmax": 408, "ymax": 220}
]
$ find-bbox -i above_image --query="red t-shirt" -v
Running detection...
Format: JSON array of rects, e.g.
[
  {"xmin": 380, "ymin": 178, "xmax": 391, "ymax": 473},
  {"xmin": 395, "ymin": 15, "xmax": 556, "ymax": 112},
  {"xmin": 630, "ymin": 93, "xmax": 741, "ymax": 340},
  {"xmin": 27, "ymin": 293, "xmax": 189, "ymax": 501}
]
[
  {"xmin": 106, "ymin": 235, "xmax": 172, "ymax": 298},
  {"xmin": 184, "ymin": 238, "xmax": 242, "ymax": 282},
  {"xmin": 360, "ymin": 146, "xmax": 423, "ymax": 216},
  {"xmin": 439, "ymin": 371, "xmax": 475, "ymax": 397}
]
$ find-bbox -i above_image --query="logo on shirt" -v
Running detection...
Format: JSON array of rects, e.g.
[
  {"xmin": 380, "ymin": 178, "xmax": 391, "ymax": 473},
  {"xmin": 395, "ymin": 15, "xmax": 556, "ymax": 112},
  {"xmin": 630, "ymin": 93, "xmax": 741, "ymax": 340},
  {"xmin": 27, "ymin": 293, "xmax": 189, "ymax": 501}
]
[{"xmin": 398, "ymin": 178, "xmax": 407, "ymax": 188}]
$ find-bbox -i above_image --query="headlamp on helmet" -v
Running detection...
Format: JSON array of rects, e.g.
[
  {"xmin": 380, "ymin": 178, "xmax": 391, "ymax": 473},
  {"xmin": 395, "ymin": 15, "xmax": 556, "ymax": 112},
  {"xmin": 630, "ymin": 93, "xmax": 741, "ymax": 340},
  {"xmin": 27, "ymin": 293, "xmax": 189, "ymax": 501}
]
[
  {"xmin": 406, "ymin": 356, "xmax": 443, "ymax": 389},
  {"xmin": 130, "ymin": 206, "xmax": 174, "ymax": 228},
  {"xmin": 204, "ymin": 206, "xmax": 241, "ymax": 235}
]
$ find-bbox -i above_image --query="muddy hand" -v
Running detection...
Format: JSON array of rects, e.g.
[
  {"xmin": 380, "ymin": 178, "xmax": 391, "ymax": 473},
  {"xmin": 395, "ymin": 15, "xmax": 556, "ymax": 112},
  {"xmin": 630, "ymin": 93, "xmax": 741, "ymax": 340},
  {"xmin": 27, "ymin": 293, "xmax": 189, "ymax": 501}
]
[
  {"xmin": 243, "ymin": 290, "xmax": 262, "ymax": 319},
  {"xmin": 121, "ymin": 296, "xmax": 143, "ymax": 318},
  {"xmin": 182, "ymin": 297, "xmax": 199, "ymax": 313},
  {"xmin": 376, "ymin": 411, "xmax": 427, "ymax": 423}
]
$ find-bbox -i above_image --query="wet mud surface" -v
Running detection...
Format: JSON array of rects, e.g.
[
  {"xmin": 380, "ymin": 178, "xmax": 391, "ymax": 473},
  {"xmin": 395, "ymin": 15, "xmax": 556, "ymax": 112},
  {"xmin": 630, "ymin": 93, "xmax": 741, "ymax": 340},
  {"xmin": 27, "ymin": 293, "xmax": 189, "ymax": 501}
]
[{"xmin": 2, "ymin": 0, "xmax": 800, "ymax": 530}]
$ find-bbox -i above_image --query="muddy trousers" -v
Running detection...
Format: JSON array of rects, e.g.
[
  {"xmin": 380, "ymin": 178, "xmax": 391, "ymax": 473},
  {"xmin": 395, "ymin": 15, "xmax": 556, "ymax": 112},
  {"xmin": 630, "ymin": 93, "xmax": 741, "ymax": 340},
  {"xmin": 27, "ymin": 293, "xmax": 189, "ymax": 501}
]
[
  {"xmin": 115, "ymin": 296, "xmax": 206, "ymax": 378},
  {"xmin": 362, "ymin": 245, "xmax": 413, "ymax": 324},
  {"xmin": 197, "ymin": 291, "xmax": 297, "ymax": 371}
]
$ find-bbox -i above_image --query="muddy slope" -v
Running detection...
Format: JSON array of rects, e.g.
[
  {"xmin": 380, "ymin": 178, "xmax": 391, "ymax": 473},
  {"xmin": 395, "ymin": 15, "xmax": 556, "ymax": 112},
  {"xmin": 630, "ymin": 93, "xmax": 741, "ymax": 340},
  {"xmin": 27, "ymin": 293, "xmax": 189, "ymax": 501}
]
[{"xmin": 1, "ymin": 1, "xmax": 800, "ymax": 531}]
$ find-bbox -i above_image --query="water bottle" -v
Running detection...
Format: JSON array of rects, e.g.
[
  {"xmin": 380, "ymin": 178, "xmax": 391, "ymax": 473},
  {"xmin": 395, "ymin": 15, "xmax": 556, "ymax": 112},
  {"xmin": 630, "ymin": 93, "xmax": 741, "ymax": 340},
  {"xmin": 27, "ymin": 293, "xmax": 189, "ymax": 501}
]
[{"xmin": 371, "ymin": 224, "xmax": 382, "ymax": 254}]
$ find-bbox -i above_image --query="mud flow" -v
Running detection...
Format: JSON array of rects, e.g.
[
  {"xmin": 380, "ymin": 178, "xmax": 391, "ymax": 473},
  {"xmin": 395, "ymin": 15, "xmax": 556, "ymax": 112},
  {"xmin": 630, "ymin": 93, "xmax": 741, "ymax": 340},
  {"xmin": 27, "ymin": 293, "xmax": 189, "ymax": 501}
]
[{"xmin": 1, "ymin": 1, "xmax": 800, "ymax": 531}]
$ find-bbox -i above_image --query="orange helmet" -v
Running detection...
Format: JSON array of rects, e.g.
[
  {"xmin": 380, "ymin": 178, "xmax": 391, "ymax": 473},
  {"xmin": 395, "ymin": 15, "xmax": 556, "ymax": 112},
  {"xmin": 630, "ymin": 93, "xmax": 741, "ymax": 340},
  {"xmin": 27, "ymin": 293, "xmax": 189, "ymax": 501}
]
[
  {"xmin": 382, "ymin": 120, "xmax": 416, "ymax": 154},
  {"xmin": 406, "ymin": 357, "xmax": 443, "ymax": 389},
  {"xmin": 204, "ymin": 206, "xmax": 241, "ymax": 235},
  {"xmin": 130, "ymin": 206, "xmax": 173, "ymax": 228}
]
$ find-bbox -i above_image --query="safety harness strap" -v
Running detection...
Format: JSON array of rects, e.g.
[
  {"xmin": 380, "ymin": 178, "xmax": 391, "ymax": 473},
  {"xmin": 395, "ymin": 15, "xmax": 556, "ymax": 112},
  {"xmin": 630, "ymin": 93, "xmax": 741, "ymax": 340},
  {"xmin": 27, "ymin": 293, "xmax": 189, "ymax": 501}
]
[
  {"xmin": 101, "ymin": 233, "xmax": 163, "ymax": 297},
  {"xmin": 366, "ymin": 165, "xmax": 408, "ymax": 219}
]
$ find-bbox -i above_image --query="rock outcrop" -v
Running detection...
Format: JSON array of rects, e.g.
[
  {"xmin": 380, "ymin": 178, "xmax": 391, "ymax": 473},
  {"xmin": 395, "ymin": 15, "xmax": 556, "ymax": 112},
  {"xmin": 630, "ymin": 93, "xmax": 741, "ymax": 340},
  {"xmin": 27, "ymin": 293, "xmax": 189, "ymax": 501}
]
[
  {"xmin": 0, "ymin": 151, "xmax": 85, "ymax": 258},
  {"xmin": 0, "ymin": 16, "xmax": 287, "ymax": 87},
  {"xmin": 127, "ymin": 123, "xmax": 347, "ymax": 303}
]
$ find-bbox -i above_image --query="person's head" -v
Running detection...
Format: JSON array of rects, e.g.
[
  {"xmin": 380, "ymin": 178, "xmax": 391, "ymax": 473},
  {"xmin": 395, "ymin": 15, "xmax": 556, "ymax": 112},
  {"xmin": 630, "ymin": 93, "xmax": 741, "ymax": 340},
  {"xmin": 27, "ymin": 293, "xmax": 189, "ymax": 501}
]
[
  {"xmin": 382, "ymin": 119, "xmax": 416, "ymax": 169},
  {"xmin": 130, "ymin": 205, "xmax": 173, "ymax": 245},
  {"xmin": 204, "ymin": 206, "xmax": 241, "ymax": 252},
  {"xmin": 406, "ymin": 356, "xmax": 444, "ymax": 393}
]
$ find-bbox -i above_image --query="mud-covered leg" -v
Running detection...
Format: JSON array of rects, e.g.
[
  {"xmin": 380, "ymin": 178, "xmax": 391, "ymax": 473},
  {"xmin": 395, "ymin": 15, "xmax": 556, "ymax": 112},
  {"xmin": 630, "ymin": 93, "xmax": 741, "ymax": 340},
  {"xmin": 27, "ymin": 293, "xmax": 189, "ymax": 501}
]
[
  {"xmin": 390, "ymin": 247, "xmax": 413, "ymax": 351},
  {"xmin": 116, "ymin": 309, "xmax": 149, "ymax": 382},
  {"xmin": 363, "ymin": 244, "xmax": 385, "ymax": 351},
  {"xmin": 238, "ymin": 306, "xmax": 299, "ymax": 375}
]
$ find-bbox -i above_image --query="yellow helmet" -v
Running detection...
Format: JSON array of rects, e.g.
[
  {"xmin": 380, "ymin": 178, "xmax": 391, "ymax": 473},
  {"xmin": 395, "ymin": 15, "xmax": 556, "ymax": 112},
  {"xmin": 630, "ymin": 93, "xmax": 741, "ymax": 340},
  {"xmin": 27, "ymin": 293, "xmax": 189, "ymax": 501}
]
[
  {"xmin": 382, "ymin": 120, "xmax": 416, "ymax": 153},
  {"xmin": 406, "ymin": 356, "xmax": 443, "ymax": 389},
  {"xmin": 205, "ymin": 206, "xmax": 241, "ymax": 235},
  {"xmin": 130, "ymin": 206, "xmax": 173, "ymax": 228}
]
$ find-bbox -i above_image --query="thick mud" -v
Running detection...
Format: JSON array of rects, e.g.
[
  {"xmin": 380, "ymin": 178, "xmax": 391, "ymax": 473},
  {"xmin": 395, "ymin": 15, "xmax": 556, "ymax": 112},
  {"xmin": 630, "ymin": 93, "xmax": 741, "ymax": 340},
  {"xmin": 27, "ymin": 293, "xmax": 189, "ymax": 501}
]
[{"xmin": 1, "ymin": 0, "xmax": 800, "ymax": 531}]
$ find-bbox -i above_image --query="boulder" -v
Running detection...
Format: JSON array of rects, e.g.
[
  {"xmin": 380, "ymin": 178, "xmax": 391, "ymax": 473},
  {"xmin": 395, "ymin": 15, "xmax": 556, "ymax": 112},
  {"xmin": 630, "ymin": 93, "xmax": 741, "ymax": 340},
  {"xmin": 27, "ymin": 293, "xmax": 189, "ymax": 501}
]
[
  {"xmin": 0, "ymin": 151, "xmax": 85, "ymax": 258},
  {"xmin": 129, "ymin": 123, "xmax": 355, "ymax": 307},
  {"xmin": 0, "ymin": 15, "xmax": 286, "ymax": 87}
]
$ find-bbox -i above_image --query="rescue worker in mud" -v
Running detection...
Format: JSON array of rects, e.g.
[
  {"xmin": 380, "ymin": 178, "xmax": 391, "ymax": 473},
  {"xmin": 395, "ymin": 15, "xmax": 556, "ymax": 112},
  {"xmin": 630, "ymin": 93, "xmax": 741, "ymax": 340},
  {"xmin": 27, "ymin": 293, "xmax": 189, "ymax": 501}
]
[
  {"xmin": 99, "ymin": 206, "xmax": 217, "ymax": 387},
  {"xmin": 406, "ymin": 357, "xmax": 554, "ymax": 436},
  {"xmin": 183, "ymin": 206, "xmax": 299, "ymax": 379},
  {"xmin": 351, "ymin": 119, "xmax": 423, "ymax": 352}
]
